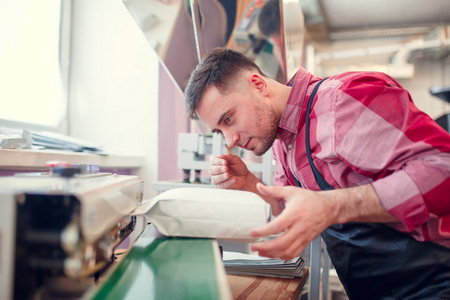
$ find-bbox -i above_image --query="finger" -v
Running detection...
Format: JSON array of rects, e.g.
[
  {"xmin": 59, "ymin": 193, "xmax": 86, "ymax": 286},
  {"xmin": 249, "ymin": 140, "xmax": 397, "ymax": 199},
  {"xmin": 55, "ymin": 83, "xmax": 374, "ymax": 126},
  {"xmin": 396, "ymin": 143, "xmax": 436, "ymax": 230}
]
[
  {"xmin": 251, "ymin": 231, "xmax": 292, "ymax": 255},
  {"xmin": 282, "ymin": 238, "xmax": 308, "ymax": 259},
  {"xmin": 256, "ymin": 183, "xmax": 290, "ymax": 199},
  {"xmin": 258, "ymin": 248, "xmax": 301, "ymax": 261},
  {"xmin": 214, "ymin": 177, "xmax": 236, "ymax": 189},
  {"xmin": 210, "ymin": 172, "xmax": 230, "ymax": 185},
  {"xmin": 252, "ymin": 228, "xmax": 307, "ymax": 259},
  {"xmin": 251, "ymin": 236, "xmax": 284, "ymax": 255},
  {"xmin": 250, "ymin": 213, "xmax": 289, "ymax": 238},
  {"xmin": 251, "ymin": 225, "xmax": 297, "ymax": 253},
  {"xmin": 266, "ymin": 230, "xmax": 308, "ymax": 259},
  {"xmin": 210, "ymin": 165, "xmax": 227, "ymax": 176},
  {"xmin": 211, "ymin": 155, "xmax": 228, "ymax": 166},
  {"xmin": 224, "ymin": 153, "xmax": 243, "ymax": 164}
]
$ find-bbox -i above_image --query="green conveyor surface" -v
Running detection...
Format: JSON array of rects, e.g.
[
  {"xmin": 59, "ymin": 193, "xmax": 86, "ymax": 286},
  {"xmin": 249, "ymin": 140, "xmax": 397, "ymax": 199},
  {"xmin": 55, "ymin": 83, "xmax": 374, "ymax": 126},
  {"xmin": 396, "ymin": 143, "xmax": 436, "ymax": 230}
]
[{"xmin": 91, "ymin": 225, "xmax": 221, "ymax": 300}]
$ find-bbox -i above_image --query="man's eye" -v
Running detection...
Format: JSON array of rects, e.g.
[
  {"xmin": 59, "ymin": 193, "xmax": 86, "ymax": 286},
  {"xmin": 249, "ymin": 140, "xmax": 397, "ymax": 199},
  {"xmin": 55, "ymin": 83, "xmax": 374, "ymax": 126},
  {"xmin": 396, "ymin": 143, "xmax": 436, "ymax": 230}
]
[{"xmin": 224, "ymin": 116, "xmax": 232, "ymax": 125}]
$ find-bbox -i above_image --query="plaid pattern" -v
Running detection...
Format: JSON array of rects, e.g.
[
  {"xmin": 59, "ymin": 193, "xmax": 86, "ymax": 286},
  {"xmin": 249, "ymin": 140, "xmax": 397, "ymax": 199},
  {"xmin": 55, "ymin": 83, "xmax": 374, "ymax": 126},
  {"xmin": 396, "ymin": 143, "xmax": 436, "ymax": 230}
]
[{"xmin": 273, "ymin": 68, "xmax": 450, "ymax": 247}]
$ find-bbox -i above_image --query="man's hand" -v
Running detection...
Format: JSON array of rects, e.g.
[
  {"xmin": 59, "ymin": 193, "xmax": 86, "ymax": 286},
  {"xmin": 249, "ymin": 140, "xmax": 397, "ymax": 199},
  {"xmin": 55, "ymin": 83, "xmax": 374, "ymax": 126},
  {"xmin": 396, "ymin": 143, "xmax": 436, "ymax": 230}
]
[
  {"xmin": 250, "ymin": 183, "xmax": 335, "ymax": 260},
  {"xmin": 210, "ymin": 154, "xmax": 282, "ymax": 214},
  {"xmin": 210, "ymin": 154, "xmax": 254, "ymax": 190},
  {"xmin": 249, "ymin": 183, "xmax": 398, "ymax": 260}
]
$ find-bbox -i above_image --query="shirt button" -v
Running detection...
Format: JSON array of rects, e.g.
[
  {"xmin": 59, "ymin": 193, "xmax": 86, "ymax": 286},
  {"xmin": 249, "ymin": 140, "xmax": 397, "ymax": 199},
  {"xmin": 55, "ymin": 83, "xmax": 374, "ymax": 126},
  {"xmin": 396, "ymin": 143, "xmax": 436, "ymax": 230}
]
[{"xmin": 288, "ymin": 144, "xmax": 293, "ymax": 149}]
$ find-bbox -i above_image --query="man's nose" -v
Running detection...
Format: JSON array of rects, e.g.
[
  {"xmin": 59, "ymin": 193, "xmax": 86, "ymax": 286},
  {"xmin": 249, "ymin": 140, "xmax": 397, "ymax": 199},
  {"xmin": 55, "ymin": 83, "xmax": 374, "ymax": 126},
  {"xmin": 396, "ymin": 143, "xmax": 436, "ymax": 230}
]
[{"xmin": 224, "ymin": 130, "xmax": 238, "ymax": 149}]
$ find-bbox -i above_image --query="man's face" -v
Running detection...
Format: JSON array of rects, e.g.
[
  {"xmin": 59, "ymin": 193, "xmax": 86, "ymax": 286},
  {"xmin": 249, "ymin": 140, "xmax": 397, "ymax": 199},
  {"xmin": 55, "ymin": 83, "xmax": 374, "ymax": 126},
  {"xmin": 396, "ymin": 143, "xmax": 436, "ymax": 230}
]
[{"xmin": 196, "ymin": 83, "xmax": 279, "ymax": 156}]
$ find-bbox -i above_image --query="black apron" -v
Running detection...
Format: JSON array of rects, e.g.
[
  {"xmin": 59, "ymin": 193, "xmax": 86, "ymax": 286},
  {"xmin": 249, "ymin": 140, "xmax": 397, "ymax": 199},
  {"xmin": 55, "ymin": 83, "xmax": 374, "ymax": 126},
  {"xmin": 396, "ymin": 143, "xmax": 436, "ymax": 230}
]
[{"xmin": 290, "ymin": 78, "xmax": 450, "ymax": 299}]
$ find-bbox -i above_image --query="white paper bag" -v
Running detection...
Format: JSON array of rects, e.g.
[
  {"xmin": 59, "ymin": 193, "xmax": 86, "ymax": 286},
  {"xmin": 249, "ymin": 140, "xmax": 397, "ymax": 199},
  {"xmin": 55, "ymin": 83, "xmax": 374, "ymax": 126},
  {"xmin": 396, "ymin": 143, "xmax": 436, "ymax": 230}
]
[{"xmin": 132, "ymin": 187, "xmax": 271, "ymax": 241}]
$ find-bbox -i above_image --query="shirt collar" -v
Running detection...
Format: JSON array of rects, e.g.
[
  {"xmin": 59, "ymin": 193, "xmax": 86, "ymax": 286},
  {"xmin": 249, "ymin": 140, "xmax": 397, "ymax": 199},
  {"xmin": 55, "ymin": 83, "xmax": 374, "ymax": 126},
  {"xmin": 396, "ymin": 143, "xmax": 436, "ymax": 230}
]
[{"xmin": 277, "ymin": 68, "xmax": 316, "ymax": 146}]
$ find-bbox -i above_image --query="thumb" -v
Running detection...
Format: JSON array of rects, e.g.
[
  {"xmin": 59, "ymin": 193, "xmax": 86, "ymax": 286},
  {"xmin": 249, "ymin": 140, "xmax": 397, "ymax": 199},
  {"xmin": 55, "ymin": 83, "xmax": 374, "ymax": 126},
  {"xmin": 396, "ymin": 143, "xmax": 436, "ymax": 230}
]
[
  {"xmin": 256, "ymin": 183, "xmax": 289, "ymax": 200},
  {"xmin": 225, "ymin": 153, "xmax": 244, "ymax": 165}
]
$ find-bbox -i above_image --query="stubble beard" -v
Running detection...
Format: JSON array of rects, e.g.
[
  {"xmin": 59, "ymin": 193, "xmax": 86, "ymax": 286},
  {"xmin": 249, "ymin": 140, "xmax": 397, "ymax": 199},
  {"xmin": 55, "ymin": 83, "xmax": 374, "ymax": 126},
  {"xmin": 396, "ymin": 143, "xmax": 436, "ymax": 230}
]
[{"xmin": 253, "ymin": 101, "xmax": 279, "ymax": 156}]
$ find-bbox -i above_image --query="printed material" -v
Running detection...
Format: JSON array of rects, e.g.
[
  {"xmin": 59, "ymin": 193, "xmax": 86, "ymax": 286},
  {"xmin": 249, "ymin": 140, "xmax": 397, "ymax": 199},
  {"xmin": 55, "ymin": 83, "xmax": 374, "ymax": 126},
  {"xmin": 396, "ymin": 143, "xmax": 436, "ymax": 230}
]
[{"xmin": 223, "ymin": 251, "xmax": 305, "ymax": 278}]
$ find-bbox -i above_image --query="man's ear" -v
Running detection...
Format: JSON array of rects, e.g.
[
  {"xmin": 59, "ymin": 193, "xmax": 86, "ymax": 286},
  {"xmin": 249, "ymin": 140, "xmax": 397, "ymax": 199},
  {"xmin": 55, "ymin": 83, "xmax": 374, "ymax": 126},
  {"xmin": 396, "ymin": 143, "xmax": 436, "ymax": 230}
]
[{"xmin": 250, "ymin": 74, "xmax": 268, "ymax": 96}]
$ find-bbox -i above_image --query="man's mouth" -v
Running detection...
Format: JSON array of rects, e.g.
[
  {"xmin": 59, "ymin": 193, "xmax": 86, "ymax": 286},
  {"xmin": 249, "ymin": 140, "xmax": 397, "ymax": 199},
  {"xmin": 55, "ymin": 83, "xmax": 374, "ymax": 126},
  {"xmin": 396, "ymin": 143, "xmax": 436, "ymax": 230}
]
[{"xmin": 242, "ymin": 138, "xmax": 252, "ymax": 150}]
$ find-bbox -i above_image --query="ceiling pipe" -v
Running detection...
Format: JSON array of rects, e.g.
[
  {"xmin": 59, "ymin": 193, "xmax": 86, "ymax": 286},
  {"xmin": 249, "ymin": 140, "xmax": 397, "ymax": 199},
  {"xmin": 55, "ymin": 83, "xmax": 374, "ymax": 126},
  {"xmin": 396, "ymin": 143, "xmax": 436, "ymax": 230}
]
[{"xmin": 317, "ymin": 37, "xmax": 450, "ymax": 60}]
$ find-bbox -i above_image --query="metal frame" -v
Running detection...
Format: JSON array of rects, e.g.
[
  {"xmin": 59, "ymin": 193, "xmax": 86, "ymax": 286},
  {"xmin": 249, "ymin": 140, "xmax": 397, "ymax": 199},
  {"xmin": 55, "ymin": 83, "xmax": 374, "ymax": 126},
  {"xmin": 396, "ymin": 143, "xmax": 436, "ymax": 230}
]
[{"xmin": 309, "ymin": 237, "xmax": 330, "ymax": 300}]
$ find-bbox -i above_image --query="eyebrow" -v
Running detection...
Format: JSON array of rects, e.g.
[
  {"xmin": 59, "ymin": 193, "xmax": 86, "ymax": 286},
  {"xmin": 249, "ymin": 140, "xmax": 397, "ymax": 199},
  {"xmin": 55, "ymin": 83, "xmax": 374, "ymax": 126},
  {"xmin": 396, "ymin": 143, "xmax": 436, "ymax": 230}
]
[{"xmin": 217, "ymin": 109, "xmax": 231, "ymax": 127}]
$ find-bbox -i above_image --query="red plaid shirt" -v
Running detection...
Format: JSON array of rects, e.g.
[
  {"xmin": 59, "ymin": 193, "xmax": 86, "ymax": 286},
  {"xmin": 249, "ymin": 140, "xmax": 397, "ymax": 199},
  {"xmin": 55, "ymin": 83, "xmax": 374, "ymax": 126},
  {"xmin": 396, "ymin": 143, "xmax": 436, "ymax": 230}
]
[{"xmin": 273, "ymin": 68, "xmax": 450, "ymax": 247}]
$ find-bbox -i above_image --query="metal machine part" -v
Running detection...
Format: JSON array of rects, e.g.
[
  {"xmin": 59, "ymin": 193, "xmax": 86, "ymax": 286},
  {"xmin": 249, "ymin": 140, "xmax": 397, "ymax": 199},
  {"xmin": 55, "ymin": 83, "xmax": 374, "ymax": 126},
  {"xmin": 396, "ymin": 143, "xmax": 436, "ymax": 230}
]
[
  {"xmin": 176, "ymin": 132, "xmax": 273, "ymax": 186},
  {"xmin": 0, "ymin": 172, "xmax": 143, "ymax": 299},
  {"xmin": 430, "ymin": 86, "xmax": 450, "ymax": 103},
  {"xmin": 430, "ymin": 86, "xmax": 450, "ymax": 133},
  {"xmin": 178, "ymin": 133, "xmax": 217, "ymax": 184}
]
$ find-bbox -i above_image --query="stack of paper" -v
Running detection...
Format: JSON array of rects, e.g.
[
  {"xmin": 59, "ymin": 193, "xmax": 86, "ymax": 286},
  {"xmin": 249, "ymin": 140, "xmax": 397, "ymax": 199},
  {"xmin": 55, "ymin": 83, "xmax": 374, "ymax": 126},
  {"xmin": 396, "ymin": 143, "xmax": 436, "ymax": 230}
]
[
  {"xmin": 31, "ymin": 131, "xmax": 105, "ymax": 154},
  {"xmin": 222, "ymin": 251, "xmax": 305, "ymax": 278}
]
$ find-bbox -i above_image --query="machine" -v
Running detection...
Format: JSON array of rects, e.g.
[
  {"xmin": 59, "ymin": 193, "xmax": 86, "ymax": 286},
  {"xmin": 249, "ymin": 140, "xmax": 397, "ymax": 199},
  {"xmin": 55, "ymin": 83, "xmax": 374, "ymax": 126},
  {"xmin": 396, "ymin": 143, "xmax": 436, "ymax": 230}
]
[
  {"xmin": 0, "ymin": 167, "xmax": 143, "ymax": 299},
  {"xmin": 177, "ymin": 132, "xmax": 223, "ymax": 184}
]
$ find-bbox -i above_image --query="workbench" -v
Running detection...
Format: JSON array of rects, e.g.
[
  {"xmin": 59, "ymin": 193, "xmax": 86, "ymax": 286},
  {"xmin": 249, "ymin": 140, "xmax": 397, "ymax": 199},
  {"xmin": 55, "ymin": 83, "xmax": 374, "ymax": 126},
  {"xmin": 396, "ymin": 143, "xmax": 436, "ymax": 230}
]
[
  {"xmin": 227, "ymin": 269, "xmax": 309, "ymax": 299},
  {"xmin": 87, "ymin": 225, "xmax": 309, "ymax": 300}
]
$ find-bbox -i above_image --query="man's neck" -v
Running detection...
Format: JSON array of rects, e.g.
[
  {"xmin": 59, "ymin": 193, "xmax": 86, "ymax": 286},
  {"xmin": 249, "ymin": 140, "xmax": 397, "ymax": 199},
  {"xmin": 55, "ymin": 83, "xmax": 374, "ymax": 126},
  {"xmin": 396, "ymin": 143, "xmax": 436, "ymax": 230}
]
[{"xmin": 267, "ymin": 78, "xmax": 292, "ymax": 118}]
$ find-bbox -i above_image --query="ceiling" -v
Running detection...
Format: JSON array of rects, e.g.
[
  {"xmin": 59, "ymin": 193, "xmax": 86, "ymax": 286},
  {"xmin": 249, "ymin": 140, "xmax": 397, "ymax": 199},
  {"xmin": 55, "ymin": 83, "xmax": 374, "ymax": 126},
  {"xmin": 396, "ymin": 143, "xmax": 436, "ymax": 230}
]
[
  {"xmin": 297, "ymin": 0, "xmax": 450, "ymax": 76},
  {"xmin": 301, "ymin": 0, "xmax": 450, "ymax": 40}
]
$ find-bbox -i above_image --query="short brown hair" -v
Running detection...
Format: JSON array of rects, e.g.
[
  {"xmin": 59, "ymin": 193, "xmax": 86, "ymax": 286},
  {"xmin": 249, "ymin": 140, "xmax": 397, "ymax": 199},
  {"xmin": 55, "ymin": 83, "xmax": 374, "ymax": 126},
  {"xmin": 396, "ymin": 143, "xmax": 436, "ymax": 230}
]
[{"xmin": 184, "ymin": 48, "xmax": 265, "ymax": 119}]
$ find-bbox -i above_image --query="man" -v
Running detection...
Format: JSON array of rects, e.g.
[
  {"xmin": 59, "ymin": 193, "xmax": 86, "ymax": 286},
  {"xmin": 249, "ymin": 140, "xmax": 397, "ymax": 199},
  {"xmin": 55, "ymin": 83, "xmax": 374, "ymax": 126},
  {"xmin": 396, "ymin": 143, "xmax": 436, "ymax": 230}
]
[{"xmin": 184, "ymin": 48, "xmax": 450, "ymax": 299}]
